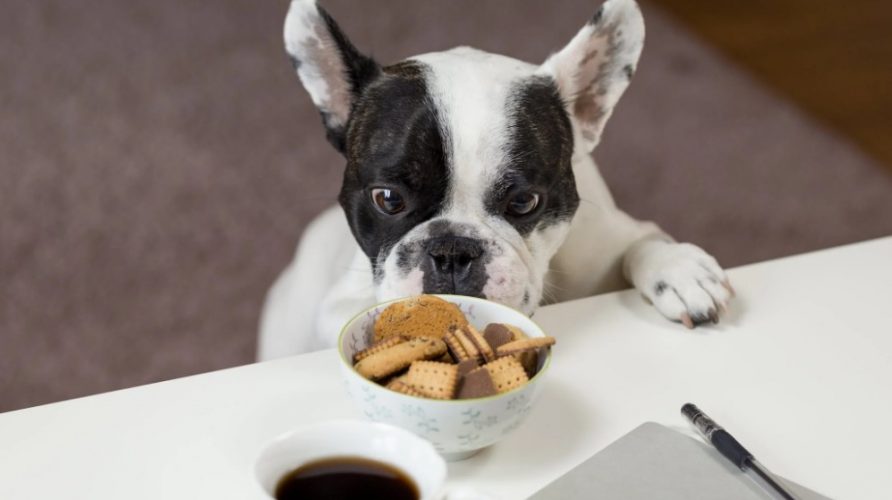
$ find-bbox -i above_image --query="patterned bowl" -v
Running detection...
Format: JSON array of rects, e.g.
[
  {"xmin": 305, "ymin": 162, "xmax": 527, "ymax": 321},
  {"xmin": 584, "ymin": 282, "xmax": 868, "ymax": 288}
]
[{"xmin": 337, "ymin": 295, "xmax": 551, "ymax": 461}]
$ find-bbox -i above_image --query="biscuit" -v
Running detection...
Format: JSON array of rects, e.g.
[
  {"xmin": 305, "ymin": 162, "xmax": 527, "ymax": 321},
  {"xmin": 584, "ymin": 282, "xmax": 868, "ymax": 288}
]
[
  {"xmin": 446, "ymin": 325, "xmax": 494, "ymax": 364},
  {"xmin": 444, "ymin": 329, "xmax": 472, "ymax": 362},
  {"xmin": 353, "ymin": 336, "xmax": 405, "ymax": 363},
  {"xmin": 483, "ymin": 356, "xmax": 529, "ymax": 394},
  {"xmin": 505, "ymin": 324, "xmax": 528, "ymax": 341},
  {"xmin": 517, "ymin": 349, "xmax": 541, "ymax": 378},
  {"xmin": 483, "ymin": 323, "xmax": 515, "ymax": 350},
  {"xmin": 456, "ymin": 358, "xmax": 479, "ymax": 378},
  {"xmin": 465, "ymin": 324, "xmax": 495, "ymax": 362},
  {"xmin": 495, "ymin": 336, "xmax": 556, "ymax": 357},
  {"xmin": 354, "ymin": 337, "xmax": 447, "ymax": 380},
  {"xmin": 383, "ymin": 373, "xmax": 409, "ymax": 389},
  {"xmin": 373, "ymin": 295, "xmax": 469, "ymax": 342},
  {"xmin": 406, "ymin": 361, "xmax": 458, "ymax": 400},
  {"xmin": 456, "ymin": 366, "xmax": 498, "ymax": 399},
  {"xmin": 387, "ymin": 380, "xmax": 425, "ymax": 397}
]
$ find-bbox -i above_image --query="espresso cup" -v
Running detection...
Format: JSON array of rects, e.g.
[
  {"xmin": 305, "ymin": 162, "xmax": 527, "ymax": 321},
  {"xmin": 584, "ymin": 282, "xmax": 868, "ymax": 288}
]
[{"xmin": 254, "ymin": 419, "xmax": 447, "ymax": 500}]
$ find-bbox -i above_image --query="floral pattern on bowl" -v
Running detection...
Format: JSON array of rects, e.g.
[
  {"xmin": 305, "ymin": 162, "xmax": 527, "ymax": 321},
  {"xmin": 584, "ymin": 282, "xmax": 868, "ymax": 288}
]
[{"xmin": 338, "ymin": 295, "xmax": 550, "ymax": 461}]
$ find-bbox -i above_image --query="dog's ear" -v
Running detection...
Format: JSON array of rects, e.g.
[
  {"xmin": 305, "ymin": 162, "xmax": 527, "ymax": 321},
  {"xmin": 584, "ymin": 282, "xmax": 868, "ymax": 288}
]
[
  {"xmin": 538, "ymin": 0, "xmax": 644, "ymax": 152},
  {"xmin": 284, "ymin": 0, "xmax": 380, "ymax": 153}
]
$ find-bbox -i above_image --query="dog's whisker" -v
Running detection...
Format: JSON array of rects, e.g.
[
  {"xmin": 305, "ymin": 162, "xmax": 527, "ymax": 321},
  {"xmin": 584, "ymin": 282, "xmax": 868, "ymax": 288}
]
[
  {"xmin": 544, "ymin": 266, "xmax": 575, "ymax": 277},
  {"xmin": 578, "ymin": 197, "xmax": 607, "ymax": 212}
]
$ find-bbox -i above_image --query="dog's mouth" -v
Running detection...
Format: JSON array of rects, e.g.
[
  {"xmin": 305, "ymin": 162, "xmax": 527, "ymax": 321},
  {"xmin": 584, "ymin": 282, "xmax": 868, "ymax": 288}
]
[{"xmin": 376, "ymin": 242, "xmax": 536, "ymax": 315}]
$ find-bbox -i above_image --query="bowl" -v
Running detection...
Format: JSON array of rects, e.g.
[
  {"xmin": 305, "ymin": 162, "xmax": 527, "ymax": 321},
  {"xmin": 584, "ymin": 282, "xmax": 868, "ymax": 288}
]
[
  {"xmin": 254, "ymin": 419, "xmax": 447, "ymax": 499},
  {"xmin": 337, "ymin": 294, "xmax": 551, "ymax": 461}
]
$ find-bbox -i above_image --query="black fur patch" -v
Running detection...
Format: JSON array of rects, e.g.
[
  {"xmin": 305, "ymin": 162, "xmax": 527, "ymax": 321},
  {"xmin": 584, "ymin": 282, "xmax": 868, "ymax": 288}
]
[
  {"xmin": 288, "ymin": 54, "xmax": 301, "ymax": 71},
  {"xmin": 489, "ymin": 76, "xmax": 579, "ymax": 236},
  {"xmin": 590, "ymin": 5, "xmax": 604, "ymax": 25},
  {"xmin": 338, "ymin": 61, "xmax": 450, "ymax": 277}
]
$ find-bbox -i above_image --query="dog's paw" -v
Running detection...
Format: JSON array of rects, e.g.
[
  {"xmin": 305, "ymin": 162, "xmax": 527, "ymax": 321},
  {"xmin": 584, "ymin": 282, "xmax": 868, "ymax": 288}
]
[{"xmin": 631, "ymin": 242, "xmax": 734, "ymax": 328}]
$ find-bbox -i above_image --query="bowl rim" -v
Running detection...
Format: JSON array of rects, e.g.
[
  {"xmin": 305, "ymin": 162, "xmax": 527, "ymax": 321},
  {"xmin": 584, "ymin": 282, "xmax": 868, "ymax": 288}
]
[
  {"xmin": 337, "ymin": 294, "xmax": 552, "ymax": 405},
  {"xmin": 253, "ymin": 419, "xmax": 446, "ymax": 494}
]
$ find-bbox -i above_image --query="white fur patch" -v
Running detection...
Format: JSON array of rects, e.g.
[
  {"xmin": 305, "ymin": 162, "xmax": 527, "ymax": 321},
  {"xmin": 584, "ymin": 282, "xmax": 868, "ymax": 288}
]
[{"xmin": 625, "ymin": 239, "xmax": 732, "ymax": 325}]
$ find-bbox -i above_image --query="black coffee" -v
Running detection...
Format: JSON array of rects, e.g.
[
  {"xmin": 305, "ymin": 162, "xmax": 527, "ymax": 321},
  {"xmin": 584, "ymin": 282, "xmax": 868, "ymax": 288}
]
[{"xmin": 274, "ymin": 456, "xmax": 419, "ymax": 500}]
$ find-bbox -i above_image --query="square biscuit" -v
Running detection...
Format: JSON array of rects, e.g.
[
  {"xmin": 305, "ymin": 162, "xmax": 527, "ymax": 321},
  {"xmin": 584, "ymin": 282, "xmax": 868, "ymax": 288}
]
[
  {"xmin": 483, "ymin": 356, "xmax": 529, "ymax": 394},
  {"xmin": 406, "ymin": 361, "xmax": 459, "ymax": 400}
]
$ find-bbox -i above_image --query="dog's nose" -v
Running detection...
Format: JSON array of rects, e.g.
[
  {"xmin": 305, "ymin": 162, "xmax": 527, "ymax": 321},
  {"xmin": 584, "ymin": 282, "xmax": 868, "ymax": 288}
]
[{"xmin": 424, "ymin": 236, "xmax": 484, "ymax": 287}]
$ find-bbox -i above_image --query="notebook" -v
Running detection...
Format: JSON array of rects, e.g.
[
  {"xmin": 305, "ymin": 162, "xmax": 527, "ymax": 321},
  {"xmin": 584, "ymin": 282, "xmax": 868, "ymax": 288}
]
[{"xmin": 528, "ymin": 422, "xmax": 830, "ymax": 499}]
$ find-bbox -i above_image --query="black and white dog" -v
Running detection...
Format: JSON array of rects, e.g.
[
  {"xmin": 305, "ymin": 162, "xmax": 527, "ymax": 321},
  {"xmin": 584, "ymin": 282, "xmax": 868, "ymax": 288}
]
[{"xmin": 259, "ymin": 0, "xmax": 733, "ymax": 359}]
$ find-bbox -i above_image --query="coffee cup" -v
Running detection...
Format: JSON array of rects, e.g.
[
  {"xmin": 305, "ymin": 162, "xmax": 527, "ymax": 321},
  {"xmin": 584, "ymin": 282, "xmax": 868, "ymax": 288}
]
[{"xmin": 254, "ymin": 419, "xmax": 447, "ymax": 500}]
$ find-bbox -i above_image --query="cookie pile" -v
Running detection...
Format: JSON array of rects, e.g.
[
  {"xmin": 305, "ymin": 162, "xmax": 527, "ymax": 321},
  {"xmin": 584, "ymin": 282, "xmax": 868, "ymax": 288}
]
[{"xmin": 352, "ymin": 295, "xmax": 555, "ymax": 400}]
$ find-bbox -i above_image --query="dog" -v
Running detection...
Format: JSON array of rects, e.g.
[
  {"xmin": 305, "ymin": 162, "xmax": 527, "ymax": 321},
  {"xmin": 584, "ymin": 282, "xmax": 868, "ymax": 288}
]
[{"xmin": 258, "ymin": 0, "xmax": 733, "ymax": 360}]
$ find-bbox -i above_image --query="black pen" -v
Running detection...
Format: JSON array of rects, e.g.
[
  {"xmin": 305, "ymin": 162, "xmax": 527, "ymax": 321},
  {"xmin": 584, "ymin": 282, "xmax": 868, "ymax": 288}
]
[{"xmin": 681, "ymin": 403, "xmax": 798, "ymax": 500}]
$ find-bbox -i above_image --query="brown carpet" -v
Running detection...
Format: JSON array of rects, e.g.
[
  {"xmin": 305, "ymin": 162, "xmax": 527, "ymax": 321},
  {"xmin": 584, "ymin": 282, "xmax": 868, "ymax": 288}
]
[{"xmin": 2, "ymin": 0, "xmax": 891, "ymax": 413}]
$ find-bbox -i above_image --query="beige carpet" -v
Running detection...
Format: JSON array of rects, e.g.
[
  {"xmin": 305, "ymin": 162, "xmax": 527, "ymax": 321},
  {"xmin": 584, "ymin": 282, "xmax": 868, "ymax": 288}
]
[{"xmin": 2, "ymin": 0, "xmax": 891, "ymax": 412}]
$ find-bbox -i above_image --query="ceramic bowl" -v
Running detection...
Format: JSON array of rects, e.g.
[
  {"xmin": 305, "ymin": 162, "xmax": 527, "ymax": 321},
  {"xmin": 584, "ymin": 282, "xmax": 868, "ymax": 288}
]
[{"xmin": 338, "ymin": 295, "xmax": 551, "ymax": 461}]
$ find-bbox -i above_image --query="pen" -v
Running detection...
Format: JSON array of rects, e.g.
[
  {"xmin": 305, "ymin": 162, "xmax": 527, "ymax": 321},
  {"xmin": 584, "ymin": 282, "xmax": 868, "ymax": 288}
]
[{"xmin": 681, "ymin": 403, "xmax": 797, "ymax": 500}]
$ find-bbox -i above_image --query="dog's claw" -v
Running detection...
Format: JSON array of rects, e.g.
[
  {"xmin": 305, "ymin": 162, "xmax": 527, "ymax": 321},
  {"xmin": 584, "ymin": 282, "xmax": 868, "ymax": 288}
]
[
  {"xmin": 722, "ymin": 280, "xmax": 736, "ymax": 298},
  {"xmin": 635, "ymin": 242, "xmax": 732, "ymax": 330}
]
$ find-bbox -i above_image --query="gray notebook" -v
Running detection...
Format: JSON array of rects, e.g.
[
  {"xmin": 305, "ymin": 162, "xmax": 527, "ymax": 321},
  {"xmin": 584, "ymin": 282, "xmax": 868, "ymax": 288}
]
[{"xmin": 529, "ymin": 422, "xmax": 830, "ymax": 500}]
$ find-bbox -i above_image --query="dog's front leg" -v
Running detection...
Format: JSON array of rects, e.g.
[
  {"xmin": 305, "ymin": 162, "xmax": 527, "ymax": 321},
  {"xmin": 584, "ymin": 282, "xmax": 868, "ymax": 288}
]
[{"xmin": 623, "ymin": 236, "xmax": 734, "ymax": 327}]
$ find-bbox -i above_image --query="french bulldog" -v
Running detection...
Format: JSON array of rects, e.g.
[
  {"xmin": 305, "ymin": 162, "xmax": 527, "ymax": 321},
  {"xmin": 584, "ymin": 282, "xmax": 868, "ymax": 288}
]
[{"xmin": 258, "ymin": 0, "xmax": 733, "ymax": 359}]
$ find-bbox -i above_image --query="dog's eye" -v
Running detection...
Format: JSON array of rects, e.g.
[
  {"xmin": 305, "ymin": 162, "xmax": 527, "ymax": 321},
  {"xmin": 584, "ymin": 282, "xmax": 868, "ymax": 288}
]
[
  {"xmin": 371, "ymin": 188, "xmax": 406, "ymax": 215},
  {"xmin": 506, "ymin": 192, "xmax": 540, "ymax": 216}
]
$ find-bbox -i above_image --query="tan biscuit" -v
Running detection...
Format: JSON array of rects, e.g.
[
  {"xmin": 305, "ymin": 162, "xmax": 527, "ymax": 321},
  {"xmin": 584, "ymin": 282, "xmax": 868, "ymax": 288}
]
[
  {"xmin": 483, "ymin": 356, "xmax": 529, "ymax": 394},
  {"xmin": 483, "ymin": 323, "xmax": 515, "ymax": 350},
  {"xmin": 383, "ymin": 373, "xmax": 409, "ymax": 389},
  {"xmin": 373, "ymin": 295, "xmax": 469, "ymax": 342},
  {"xmin": 386, "ymin": 380, "xmax": 425, "ymax": 397},
  {"xmin": 457, "ymin": 366, "xmax": 498, "ymax": 399},
  {"xmin": 464, "ymin": 324, "xmax": 495, "ymax": 362},
  {"xmin": 453, "ymin": 326, "xmax": 481, "ymax": 362},
  {"xmin": 505, "ymin": 324, "xmax": 528, "ymax": 341},
  {"xmin": 354, "ymin": 337, "xmax": 447, "ymax": 380},
  {"xmin": 444, "ymin": 329, "xmax": 472, "ymax": 362},
  {"xmin": 353, "ymin": 336, "xmax": 405, "ymax": 363},
  {"xmin": 495, "ymin": 336, "xmax": 556, "ymax": 357},
  {"xmin": 406, "ymin": 361, "xmax": 459, "ymax": 400},
  {"xmin": 446, "ymin": 325, "xmax": 494, "ymax": 364}
]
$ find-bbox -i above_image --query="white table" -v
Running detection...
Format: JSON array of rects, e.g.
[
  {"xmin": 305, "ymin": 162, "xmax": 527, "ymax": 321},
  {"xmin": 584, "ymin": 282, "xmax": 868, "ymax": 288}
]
[{"xmin": 2, "ymin": 237, "xmax": 890, "ymax": 499}]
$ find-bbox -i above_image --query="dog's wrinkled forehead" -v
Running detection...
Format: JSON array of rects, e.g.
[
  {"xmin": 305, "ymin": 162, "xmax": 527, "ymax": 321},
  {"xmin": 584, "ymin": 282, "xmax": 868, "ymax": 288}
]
[
  {"xmin": 407, "ymin": 49, "xmax": 542, "ymax": 206},
  {"xmin": 345, "ymin": 62, "xmax": 447, "ymax": 195},
  {"xmin": 345, "ymin": 49, "xmax": 575, "ymax": 228}
]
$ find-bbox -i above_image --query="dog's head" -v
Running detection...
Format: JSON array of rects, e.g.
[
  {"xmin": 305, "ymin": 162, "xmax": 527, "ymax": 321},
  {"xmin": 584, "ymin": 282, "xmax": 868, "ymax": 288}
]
[{"xmin": 284, "ymin": 0, "xmax": 644, "ymax": 313}]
